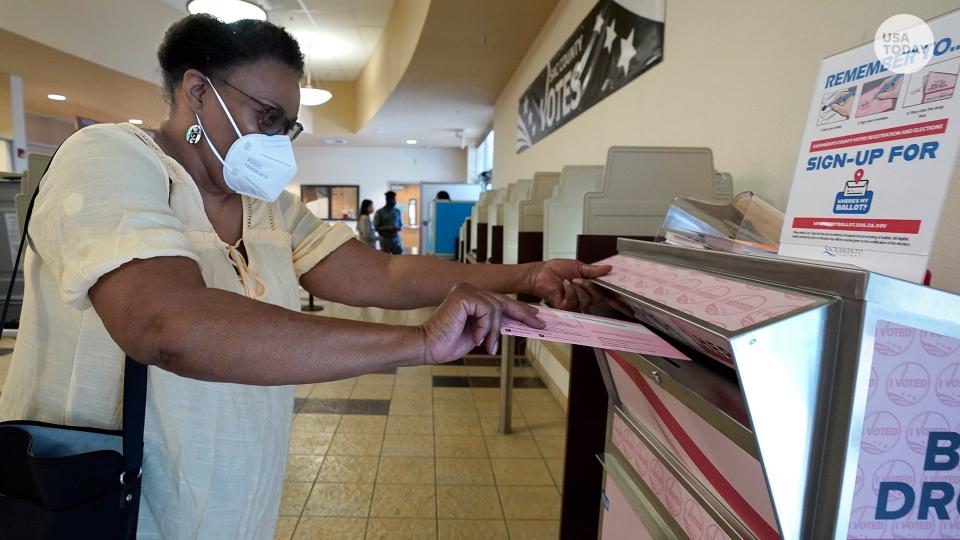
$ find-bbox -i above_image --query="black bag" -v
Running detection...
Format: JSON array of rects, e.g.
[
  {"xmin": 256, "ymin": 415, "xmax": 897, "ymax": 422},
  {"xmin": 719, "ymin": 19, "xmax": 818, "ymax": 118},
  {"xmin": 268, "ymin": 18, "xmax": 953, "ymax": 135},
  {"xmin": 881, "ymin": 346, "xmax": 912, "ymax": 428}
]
[{"xmin": 0, "ymin": 153, "xmax": 147, "ymax": 539}]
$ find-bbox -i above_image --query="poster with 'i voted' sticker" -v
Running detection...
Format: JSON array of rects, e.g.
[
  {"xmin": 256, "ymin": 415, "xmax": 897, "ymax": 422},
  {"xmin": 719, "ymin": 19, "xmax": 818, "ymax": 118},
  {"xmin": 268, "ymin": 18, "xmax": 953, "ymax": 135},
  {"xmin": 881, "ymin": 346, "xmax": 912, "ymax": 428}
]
[{"xmin": 846, "ymin": 320, "xmax": 960, "ymax": 539}]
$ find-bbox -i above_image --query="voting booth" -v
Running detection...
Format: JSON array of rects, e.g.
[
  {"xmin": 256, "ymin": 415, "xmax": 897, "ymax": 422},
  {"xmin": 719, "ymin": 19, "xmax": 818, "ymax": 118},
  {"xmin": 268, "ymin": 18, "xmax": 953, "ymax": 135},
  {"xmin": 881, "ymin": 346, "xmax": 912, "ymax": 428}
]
[
  {"xmin": 484, "ymin": 187, "xmax": 510, "ymax": 263},
  {"xmin": 543, "ymin": 165, "xmax": 604, "ymax": 261},
  {"xmin": 466, "ymin": 191, "xmax": 492, "ymax": 262},
  {"xmin": 1, "ymin": 153, "xmax": 51, "ymax": 326},
  {"xmin": 561, "ymin": 238, "xmax": 960, "ymax": 539},
  {"xmin": 575, "ymin": 146, "xmax": 734, "ymax": 260},
  {"xmin": 497, "ymin": 179, "xmax": 534, "ymax": 265},
  {"xmin": 584, "ymin": 147, "xmax": 733, "ymax": 237},
  {"xmin": 430, "ymin": 200, "xmax": 475, "ymax": 258},
  {"xmin": 503, "ymin": 172, "xmax": 560, "ymax": 265}
]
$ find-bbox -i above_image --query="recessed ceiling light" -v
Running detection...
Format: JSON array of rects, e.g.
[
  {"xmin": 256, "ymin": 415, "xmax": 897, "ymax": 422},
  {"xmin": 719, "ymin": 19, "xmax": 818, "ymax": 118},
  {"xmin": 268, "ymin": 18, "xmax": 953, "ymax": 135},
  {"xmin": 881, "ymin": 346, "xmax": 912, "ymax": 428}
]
[
  {"xmin": 324, "ymin": 138, "xmax": 348, "ymax": 145},
  {"xmin": 47, "ymin": 94, "xmax": 66, "ymax": 101},
  {"xmin": 186, "ymin": 0, "xmax": 266, "ymax": 22},
  {"xmin": 128, "ymin": 118, "xmax": 143, "ymax": 125},
  {"xmin": 405, "ymin": 139, "xmax": 418, "ymax": 145}
]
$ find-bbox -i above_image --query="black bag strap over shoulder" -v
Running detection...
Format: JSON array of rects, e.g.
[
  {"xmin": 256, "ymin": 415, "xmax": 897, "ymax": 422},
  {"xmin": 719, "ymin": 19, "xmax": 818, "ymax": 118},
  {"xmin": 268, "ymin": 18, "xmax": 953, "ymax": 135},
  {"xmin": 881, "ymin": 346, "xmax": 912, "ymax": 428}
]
[{"xmin": 0, "ymin": 149, "xmax": 148, "ymax": 506}]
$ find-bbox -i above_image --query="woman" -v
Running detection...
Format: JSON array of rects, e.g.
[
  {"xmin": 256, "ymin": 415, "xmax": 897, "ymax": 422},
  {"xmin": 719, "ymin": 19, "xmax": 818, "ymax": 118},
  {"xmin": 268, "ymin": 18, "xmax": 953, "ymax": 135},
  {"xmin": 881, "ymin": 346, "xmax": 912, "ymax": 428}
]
[
  {"xmin": 0, "ymin": 15, "xmax": 612, "ymax": 538},
  {"xmin": 357, "ymin": 198, "xmax": 378, "ymax": 248}
]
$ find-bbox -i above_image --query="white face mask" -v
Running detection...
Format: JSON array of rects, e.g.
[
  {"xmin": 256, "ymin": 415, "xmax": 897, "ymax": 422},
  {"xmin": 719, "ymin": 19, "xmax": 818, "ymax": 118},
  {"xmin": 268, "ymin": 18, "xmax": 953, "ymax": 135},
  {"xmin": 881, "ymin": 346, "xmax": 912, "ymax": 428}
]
[{"xmin": 195, "ymin": 77, "xmax": 297, "ymax": 202}]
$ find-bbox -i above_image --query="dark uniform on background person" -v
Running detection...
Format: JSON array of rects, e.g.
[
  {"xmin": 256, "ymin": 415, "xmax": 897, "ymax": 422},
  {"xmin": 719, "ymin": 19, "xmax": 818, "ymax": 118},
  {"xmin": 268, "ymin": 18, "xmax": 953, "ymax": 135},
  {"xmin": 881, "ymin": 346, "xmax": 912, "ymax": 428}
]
[{"xmin": 374, "ymin": 191, "xmax": 404, "ymax": 254}]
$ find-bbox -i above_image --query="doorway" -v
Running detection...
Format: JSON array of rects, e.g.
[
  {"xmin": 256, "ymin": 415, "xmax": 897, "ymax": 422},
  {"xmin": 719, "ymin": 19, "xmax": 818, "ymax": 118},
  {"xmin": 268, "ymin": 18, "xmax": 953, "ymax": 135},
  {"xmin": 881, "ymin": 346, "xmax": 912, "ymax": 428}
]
[{"xmin": 390, "ymin": 183, "xmax": 420, "ymax": 254}]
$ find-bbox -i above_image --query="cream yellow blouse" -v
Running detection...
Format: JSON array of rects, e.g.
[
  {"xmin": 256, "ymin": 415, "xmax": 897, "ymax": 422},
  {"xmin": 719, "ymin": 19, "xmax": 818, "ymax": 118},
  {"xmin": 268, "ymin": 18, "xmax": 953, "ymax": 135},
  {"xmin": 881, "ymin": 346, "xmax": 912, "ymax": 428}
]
[{"xmin": 0, "ymin": 123, "xmax": 354, "ymax": 539}]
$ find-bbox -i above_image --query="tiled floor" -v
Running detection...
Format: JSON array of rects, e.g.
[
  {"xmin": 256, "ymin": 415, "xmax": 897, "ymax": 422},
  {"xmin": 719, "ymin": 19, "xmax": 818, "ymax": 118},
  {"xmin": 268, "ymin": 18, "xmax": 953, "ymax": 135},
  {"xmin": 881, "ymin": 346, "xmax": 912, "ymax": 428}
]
[{"xmin": 280, "ymin": 358, "xmax": 566, "ymax": 540}]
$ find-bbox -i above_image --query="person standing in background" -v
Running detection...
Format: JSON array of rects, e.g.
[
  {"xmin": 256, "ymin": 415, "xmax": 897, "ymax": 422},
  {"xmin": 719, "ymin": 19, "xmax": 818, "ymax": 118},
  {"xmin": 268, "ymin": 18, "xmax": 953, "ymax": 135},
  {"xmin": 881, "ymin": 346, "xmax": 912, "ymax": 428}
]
[
  {"xmin": 357, "ymin": 199, "xmax": 377, "ymax": 248},
  {"xmin": 374, "ymin": 191, "xmax": 403, "ymax": 254},
  {"xmin": 422, "ymin": 190, "xmax": 451, "ymax": 228}
]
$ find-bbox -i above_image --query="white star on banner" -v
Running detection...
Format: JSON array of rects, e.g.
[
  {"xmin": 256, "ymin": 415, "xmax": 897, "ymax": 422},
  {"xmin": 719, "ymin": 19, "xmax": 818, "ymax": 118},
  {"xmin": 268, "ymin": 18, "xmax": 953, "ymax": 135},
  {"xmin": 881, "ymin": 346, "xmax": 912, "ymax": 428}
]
[
  {"xmin": 604, "ymin": 19, "xmax": 617, "ymax": 52},
  {"xmin": 617, "ymin": 29, "xmax": 637, "ymax": 75},
  {"xmin": 594, "ymin": 13, "xmax": 604, "ymax": 34}
]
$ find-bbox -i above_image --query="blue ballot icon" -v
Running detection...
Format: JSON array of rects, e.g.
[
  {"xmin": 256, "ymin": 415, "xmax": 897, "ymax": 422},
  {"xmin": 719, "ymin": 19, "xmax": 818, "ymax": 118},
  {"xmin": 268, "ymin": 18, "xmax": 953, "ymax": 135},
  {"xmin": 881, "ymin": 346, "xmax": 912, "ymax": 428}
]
[{"xmin": 834, "ymin": 168, "xmax": 873, "ymax": 214}]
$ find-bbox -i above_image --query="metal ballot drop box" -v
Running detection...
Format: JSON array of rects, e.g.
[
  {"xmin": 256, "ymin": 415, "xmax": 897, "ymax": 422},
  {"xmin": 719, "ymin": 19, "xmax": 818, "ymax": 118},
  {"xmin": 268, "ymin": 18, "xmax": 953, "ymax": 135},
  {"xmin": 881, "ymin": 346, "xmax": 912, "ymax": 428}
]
[{"xmin": 585, "ymin": 239, "xmax": 960, "ymax": 540}]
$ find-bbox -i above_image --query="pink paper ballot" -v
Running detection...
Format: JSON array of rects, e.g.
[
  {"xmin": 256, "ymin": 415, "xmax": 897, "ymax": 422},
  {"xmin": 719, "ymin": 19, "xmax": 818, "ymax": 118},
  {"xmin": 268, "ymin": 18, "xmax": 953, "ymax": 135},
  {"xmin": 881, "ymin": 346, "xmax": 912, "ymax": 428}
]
[{"xmin": 501, "ymin": 306, "xmax": 689, "ymax": 360}]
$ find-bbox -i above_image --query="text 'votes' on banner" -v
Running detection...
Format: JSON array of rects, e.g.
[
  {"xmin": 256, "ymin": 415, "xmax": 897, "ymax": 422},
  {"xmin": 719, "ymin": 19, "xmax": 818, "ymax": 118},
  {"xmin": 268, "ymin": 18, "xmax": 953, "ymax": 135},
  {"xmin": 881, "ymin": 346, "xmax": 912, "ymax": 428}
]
[{"xmin": 516, "ymin": 0, "xmax": 665, "ymax": 153}]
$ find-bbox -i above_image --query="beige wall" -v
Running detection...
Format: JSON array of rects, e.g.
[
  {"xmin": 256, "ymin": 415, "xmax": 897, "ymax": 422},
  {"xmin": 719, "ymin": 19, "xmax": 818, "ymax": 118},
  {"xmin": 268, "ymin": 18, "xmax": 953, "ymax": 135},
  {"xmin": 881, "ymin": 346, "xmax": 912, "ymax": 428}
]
[
  {"xmin": 25, "ymin": 112, "xmax": 73, "ymax": 147},
  {"xmin": 355, "ymin": 0, "xmax": 431, "ymax": 130},
  {"xmin": 0, "ymin": 73, "xmax": 11, "ymax": 138},
  {"xmin": 288, "ymin": 145, "xmax": 467, "ymax": 233},
  {"xmin": 306, "ymin": 81, "xmax": 359, "ymax": 135},
  {"xmin": 493, "ymin": 0, "xmax": 960, "ymax": 292}
]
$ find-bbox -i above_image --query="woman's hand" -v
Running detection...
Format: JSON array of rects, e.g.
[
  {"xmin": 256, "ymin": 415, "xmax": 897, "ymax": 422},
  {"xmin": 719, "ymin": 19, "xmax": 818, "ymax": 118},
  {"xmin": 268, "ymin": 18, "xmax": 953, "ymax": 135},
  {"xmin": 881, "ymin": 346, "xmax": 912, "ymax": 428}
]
[
  {"xmin": 419, "ymin": 283, "xmax": 545, "ymax": 363},
  {"xmin": 524, "ymin": 259, "xmax": 616, "ymax": 311}
]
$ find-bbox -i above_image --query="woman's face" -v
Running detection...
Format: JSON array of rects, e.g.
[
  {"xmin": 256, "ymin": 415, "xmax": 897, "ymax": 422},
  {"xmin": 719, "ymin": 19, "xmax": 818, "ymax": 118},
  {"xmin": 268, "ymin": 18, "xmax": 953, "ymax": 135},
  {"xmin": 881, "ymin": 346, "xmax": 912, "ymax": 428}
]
[{"xmin": 188, "ymin": 60, "xmax": 301, "ymax": 191}]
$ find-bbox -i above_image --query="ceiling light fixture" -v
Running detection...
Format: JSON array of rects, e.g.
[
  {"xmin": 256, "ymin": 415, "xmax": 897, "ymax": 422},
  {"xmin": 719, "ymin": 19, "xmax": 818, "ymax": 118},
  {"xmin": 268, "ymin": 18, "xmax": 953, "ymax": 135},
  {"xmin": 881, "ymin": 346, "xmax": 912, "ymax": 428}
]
[
  {"xmin": 128, "ymin": 118, "xmax": 144, "ymax": 125},
  {"xmin": 300, "ymin": 63, "xmax": 333, "ymax": 106},
  {"xmin": 405, "ymin": 139, "xmax": 418, "ymax": 145},
  {"xmin": 47, "ymin": 94, "xmax": 66, "ymax": 101},
  {"xmin": 300, "ymin": 86, "xmax": 333, "ymax": 107},
  {"xmin": 186, "ymin": 0, "xmax": 266, "ymax": 22}
]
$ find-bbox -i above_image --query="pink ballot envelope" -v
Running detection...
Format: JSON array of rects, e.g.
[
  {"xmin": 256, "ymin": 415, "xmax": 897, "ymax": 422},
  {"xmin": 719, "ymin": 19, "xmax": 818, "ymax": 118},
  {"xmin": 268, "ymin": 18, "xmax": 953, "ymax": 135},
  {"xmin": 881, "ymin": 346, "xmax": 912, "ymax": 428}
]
[{"xmin": 501, "ymin": 306, "xmax": 689, "ymax": 361}]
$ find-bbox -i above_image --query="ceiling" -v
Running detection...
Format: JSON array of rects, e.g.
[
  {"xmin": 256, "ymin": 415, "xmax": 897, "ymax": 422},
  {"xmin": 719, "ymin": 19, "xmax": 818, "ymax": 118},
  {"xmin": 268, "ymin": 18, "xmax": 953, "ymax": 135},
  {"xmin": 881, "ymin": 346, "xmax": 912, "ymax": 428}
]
[
  {"xmin": 163, "ymin": 0, "xmax": 395, "ymax": 82},
  {"xmin": 354, "ymin": 0, "xmax": 559, "ymax": 148},
  {"xmin": 0, "ymin": 0, "xmax": 558, "ymax": 148},
  {"xmin": 0, "ymin": 28, "xmax": 168, "ymax": 127},
  {"xmin": 261, "ymin": 0, "xmax": 394, "ymax": 82}
]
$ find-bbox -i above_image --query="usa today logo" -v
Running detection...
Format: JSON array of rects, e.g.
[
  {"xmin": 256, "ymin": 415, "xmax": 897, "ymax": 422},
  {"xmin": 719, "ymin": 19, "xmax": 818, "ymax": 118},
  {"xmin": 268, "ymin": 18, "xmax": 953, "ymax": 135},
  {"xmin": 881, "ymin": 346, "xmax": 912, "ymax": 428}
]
[{"xmin": 874, "ymin": 14, "xmax": 934, "ymax": 74}]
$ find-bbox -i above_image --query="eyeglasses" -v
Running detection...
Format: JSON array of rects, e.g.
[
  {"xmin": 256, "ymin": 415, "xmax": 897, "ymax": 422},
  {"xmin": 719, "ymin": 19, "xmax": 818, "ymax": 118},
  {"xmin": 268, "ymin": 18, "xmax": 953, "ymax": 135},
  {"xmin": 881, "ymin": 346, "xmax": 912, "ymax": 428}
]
[{"xmin": 215, "ymin": 79, "xmax": 304, "ymax": 141}]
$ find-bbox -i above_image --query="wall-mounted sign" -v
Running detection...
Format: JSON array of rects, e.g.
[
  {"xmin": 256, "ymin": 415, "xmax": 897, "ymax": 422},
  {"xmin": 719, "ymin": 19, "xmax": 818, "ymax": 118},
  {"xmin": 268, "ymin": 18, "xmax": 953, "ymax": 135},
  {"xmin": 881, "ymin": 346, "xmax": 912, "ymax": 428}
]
[{"xmin": 516, "ymin": 0, "xmax": 665, "ymax": 153}]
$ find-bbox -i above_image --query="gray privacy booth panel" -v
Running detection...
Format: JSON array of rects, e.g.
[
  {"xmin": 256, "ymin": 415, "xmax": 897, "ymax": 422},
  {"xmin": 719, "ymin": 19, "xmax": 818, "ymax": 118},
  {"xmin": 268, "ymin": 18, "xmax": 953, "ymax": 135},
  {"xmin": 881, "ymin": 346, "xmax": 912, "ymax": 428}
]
[
  {"xmin": 498, "ymin": 179, "xmax": 534, "ymax": 265},
  {"xmin": 503, "ymin": 172, "xmax": 559, "ymax": 264},
  {"xmin": 469, "ymin": 190, "xmax": 494, "ymax": 254},
  {"xmin": 583, "ymin": 147, "xmax": 734, "ymax": 236},
  {"xmin": 543, "ymin": 165, "xmax": 604, "ymax": 261},
  {"xmin": 484, "ymin": 186, "xmax": 512, "ymax": 259}
]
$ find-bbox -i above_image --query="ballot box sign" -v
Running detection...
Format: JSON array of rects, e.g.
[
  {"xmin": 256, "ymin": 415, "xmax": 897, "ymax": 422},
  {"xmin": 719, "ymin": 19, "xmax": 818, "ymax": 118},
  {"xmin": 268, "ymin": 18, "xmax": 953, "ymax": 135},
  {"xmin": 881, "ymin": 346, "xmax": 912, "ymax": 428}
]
[
  {"xmin": 845, "ymin": 319, "xmax": 960, "ymax": 539},
  {"xmin": 516, "ymin": 0, "xmax": 664, "ymax": 153},
  {"xmin": 780, "ymin": 10, "xmax": 960, "ymax": 283}
]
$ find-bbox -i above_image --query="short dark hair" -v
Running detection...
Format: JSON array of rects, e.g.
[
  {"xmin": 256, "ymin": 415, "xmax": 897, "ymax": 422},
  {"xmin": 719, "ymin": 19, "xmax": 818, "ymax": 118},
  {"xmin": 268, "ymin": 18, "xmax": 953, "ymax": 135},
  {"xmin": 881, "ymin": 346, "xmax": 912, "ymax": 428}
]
[
  {"xmin": 385, "ymin": 191, "xmax": 396, "ymax": 198},
  {"xmin": 157, "ymin": 14, "xmax": 304, "ymax": 102},
  {"xmin": 437, "ymin": 191, "xmax": 450, "ymax": 200}
]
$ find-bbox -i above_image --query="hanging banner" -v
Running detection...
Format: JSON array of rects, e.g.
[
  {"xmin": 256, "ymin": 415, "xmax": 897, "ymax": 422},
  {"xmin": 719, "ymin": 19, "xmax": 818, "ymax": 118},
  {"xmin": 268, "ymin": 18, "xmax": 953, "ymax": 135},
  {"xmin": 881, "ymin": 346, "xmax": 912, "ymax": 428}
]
[
  {"xmin": 780, "ymin": 10, "xmax": 960, "ymax": 283},
  {"xmin": 516, "ymin": 0, "xmax": 664, "ymax": 153}
]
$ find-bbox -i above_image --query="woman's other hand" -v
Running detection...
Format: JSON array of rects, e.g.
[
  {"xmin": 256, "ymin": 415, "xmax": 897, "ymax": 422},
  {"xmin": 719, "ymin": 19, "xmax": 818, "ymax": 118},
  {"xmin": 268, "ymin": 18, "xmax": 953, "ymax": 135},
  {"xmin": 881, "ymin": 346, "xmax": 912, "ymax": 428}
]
[{"xmin": 419, "ymin": 283, "xmax": 544, "ymax": 363}]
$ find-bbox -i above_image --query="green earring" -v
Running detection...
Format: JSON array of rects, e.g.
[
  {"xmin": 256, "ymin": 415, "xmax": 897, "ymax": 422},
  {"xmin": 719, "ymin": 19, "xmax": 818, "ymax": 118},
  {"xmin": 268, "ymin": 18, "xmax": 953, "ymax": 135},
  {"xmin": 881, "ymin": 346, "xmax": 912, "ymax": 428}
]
[{"xmin": 185, "ymin": 124, "xmax": 202, "ymax": 144}]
